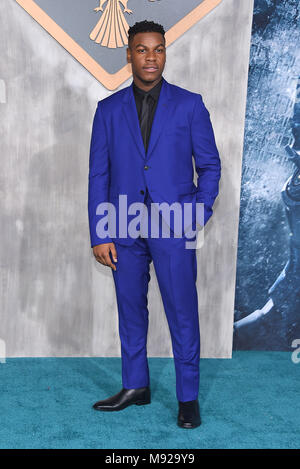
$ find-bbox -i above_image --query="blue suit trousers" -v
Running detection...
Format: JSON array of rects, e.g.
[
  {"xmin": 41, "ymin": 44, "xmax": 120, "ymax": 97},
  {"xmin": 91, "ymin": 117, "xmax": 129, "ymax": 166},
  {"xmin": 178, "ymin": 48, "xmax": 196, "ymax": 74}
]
[{"xmin": 111, "ymin": 189, "xmax": 200, "ymax": 402}]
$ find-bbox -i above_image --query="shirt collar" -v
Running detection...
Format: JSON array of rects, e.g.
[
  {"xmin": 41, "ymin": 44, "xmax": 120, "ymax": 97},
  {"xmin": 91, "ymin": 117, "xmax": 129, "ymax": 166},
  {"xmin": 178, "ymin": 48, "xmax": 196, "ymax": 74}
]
[{"xmin": 133, "ymin": 77, "xmax": 163, "ymax": 101}]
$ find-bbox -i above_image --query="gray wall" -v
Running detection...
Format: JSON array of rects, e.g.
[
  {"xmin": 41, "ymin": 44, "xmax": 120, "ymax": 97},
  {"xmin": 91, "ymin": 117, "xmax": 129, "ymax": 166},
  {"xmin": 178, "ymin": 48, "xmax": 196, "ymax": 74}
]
[{"xmin": 0, "ymin": 0, "xmax": 253, "ymax": 358}]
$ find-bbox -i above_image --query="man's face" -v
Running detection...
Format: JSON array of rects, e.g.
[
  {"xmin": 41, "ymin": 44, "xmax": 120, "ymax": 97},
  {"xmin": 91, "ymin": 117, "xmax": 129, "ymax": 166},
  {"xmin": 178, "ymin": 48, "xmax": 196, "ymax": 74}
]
[{"xmin": 127, "ymin": 32, "xmax": 166, "ymax": 87}]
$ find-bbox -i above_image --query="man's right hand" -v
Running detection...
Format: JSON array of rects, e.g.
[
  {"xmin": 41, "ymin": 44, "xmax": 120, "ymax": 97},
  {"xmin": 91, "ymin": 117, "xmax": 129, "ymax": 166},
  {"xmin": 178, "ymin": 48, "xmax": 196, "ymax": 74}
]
[{"xmin": 92, "ymin": 243, "xmax": 118, "ymax": 271}]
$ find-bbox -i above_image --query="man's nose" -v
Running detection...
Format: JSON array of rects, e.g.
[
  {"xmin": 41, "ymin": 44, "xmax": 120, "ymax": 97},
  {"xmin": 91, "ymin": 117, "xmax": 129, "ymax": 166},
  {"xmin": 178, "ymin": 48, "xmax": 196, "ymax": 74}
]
[{"xmin": 146, "ymin": 51, "xmax": 156, "ymax": 60}]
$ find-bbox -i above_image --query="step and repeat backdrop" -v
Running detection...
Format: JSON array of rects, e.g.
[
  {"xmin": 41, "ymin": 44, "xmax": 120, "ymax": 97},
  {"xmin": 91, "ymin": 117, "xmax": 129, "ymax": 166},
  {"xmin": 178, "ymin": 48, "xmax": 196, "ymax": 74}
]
[
  {"xmin": 2, "ymin": 1, "xmax": 298, "ymax": 357},
  {"xmin": 233, "ymin": 0, "xmax": 300, "ymax": 351}
]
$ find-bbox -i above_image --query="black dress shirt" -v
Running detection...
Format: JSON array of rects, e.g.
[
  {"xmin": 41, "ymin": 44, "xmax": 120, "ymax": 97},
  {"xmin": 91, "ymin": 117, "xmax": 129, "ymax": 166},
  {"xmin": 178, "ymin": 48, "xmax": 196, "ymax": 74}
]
[{"xmin": 133, "ymin": 78, "xmax": 163, "ymax": 153}]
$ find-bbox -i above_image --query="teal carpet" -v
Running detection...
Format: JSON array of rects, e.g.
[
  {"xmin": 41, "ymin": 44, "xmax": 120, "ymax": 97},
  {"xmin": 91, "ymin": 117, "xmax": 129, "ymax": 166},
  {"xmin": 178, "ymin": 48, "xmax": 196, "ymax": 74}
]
[{"xmin": 0, "ymin": 352, "xmax": 299, "ymax": 449}]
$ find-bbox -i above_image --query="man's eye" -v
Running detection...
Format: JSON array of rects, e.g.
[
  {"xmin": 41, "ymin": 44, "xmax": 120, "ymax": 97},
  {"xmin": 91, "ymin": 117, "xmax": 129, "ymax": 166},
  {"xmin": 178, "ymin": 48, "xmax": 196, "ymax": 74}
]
[
  {"xmin": 156, "ymin": 49, "xmax": 163, "ymax": 52},
  {"xmin": 138, "ymin": 49, "xmax": 145, "ymax": 53}
]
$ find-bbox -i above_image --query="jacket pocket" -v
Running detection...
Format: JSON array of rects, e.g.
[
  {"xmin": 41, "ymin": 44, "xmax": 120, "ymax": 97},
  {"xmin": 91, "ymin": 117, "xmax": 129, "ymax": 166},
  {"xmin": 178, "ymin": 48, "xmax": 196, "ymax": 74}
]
[{"xmin": 177, "ymin": 182, "xmax": 197, "ymax": 195}]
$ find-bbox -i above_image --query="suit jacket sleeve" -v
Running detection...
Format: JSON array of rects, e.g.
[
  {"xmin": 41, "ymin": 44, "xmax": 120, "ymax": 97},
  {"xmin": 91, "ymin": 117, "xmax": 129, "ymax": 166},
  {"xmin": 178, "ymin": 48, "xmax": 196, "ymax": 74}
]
[
  {"xmin": 191, "ymin": 94, "xmax": 221, "ymax": 227},
  {"xmin": 88, "ymin": 101, "xmax": 113, "ymax": 247}
]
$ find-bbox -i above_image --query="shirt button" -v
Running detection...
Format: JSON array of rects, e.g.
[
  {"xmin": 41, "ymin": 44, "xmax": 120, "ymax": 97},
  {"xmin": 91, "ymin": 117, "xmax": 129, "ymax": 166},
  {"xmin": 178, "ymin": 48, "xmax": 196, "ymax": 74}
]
[
  {"xmin": 140, "ymin": 190, "xmax": 145, "ymax": 195},
  {"xmin": 144, "ymin": 165, "xmax": 149, "ymax": 170}
]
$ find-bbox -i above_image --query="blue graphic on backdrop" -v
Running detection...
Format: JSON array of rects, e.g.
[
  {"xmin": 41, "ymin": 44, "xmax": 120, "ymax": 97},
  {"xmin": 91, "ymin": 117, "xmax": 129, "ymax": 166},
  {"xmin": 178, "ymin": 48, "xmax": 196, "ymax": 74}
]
[{"xmin": 233, "ymin": 0, "xmax": 300, "ymax": 350}]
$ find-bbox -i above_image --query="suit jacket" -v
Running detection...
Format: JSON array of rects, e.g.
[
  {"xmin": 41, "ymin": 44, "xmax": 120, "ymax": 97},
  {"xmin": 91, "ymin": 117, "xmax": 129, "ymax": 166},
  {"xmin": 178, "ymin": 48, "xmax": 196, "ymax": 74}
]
[{"xmin": 88, "ymin": 76, "xmax": 221, "ymax": 247}]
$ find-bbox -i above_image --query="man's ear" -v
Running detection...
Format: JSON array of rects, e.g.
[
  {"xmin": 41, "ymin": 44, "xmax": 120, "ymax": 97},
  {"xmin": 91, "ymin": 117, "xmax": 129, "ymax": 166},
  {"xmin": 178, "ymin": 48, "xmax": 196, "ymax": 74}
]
[{"xmin": 126, "ymin": 47, "xmax": 131, "ymax": 64}]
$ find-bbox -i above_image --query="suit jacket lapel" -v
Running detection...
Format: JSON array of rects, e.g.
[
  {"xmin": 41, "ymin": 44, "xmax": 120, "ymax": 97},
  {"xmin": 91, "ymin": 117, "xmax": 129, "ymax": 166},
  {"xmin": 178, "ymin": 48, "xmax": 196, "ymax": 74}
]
[
  {"xmin": 146, "ymin": 77, "xmax": 172, "ymax": 160},
  {"xmin": 122, "ymin": 76, "xmax": 173, "ymax": 160},
  {"xmin": 122, "ymin": 80, "xmax": 145, "ymax": 159}
]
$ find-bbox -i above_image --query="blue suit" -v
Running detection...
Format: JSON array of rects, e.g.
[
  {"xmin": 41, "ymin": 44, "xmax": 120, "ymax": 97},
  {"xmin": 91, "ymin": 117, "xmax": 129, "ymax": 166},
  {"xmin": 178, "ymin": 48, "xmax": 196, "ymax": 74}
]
[{"xmin": 88, "ymin": 77, "xmax": 221, "ymax": 402}]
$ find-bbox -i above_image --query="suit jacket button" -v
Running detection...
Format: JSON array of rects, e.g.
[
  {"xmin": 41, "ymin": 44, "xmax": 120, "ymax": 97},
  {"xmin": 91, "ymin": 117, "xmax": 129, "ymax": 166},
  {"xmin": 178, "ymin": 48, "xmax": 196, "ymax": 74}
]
[{"xmin": 140, "ymin": 190, "xmax": 145, "ymax": 195}]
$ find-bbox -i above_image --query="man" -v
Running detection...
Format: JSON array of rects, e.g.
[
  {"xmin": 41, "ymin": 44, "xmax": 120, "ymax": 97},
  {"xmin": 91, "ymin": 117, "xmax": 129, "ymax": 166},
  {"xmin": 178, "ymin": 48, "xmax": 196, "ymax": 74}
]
[{"xmin": 88, "ymin": 20, "xmax": 221, "ymax": 428}]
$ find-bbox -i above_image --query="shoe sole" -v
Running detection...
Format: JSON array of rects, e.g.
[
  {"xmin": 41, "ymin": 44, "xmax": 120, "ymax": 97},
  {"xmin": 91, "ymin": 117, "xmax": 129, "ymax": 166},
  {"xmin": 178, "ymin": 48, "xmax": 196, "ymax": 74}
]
[
  {"xmin": 93, "ymin": 399, "xmax": 151, "ymax": 411},
  {"xmin": 177, "ymin": 420, "xmax": 201, "ymax": 429},
  {"xmin": 135, "ymin": 400, "xmax": 151, "ymax": 406}
]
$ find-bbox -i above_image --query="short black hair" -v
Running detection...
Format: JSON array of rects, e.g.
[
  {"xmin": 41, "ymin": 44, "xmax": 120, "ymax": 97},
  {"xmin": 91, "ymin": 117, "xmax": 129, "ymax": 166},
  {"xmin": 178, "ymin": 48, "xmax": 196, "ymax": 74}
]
[{"xmin": 128, "ymin": 20, "xmax": 165, "ymax": 47}]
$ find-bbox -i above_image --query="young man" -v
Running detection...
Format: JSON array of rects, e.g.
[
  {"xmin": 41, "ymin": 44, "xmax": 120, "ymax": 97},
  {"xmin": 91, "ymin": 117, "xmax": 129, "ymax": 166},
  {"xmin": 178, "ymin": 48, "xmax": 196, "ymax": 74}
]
[{"xmin": 88, "ymin": 20, "xmax": 221, "ymax": 428}]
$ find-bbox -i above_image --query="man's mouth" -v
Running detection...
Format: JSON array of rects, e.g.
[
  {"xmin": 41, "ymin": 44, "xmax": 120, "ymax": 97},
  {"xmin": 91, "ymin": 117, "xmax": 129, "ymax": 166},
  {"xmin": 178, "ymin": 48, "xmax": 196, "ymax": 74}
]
[{"xmin": 143, "ymin": 66, "xmax": 159, "ymax": 72}]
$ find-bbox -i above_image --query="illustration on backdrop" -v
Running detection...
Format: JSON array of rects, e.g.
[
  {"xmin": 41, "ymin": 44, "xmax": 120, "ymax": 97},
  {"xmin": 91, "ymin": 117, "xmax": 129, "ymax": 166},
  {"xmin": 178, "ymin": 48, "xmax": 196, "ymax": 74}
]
[
  {"xmin": 15, "ymin": 0, "xmax": 223, "ymax": 89},
  {"xmin": 233, "ymin": 0, "xmax": 300, "ymax": 351}
]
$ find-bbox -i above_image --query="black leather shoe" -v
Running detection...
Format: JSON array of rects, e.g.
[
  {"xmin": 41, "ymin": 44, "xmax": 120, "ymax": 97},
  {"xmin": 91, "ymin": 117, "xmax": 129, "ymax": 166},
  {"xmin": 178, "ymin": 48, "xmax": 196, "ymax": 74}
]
[
  {"xmin": 93, "ymin": 387, "xmax": 151, "ymax": 411},
  {"xmin": 177, "ymin": 400, "xmax": 201, "ymax": 428}
]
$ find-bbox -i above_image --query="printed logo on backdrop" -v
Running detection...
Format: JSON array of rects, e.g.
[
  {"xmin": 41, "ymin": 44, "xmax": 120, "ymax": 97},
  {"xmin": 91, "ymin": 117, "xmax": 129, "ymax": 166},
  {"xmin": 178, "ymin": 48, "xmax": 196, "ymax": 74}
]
[{"xmin": 15, "ymin": 0, "xmax": 222, "ymax": 90}]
